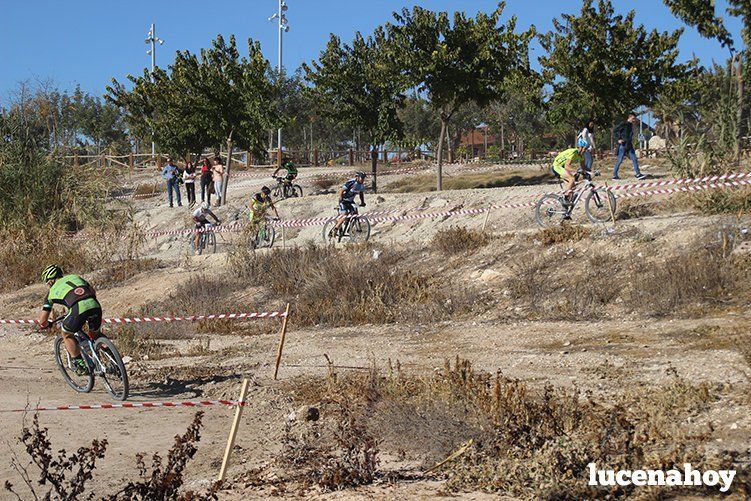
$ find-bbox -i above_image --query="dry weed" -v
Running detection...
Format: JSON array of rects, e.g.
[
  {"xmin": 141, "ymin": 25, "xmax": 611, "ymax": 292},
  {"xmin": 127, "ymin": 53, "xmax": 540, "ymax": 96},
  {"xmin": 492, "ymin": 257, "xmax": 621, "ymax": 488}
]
[
  {"xmin": 431, "ymin": 226, "xmax": 490, "ymax": 255},
  {"xmin": 533, "ymin": 224, "xmax": 590, "ymax": 245}
]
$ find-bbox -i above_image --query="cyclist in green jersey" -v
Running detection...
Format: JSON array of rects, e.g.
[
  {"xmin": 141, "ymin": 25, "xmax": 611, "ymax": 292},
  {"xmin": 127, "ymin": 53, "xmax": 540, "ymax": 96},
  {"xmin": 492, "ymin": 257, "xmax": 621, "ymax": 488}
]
[
  {"xmin": 552, "ymin": 138, "xmax": 589, "ymax": 204},
  {"xmin": 38, "ymin": 265, "xmax": 102, "ymax": 375},
  {"xmin": 272, "ymin": 160, "xmax": 298, "ymax": 185}
]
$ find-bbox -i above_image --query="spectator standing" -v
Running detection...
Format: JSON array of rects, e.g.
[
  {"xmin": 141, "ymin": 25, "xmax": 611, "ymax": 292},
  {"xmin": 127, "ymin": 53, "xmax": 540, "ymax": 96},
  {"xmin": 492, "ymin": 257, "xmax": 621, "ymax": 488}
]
[
  {"xmin": 612, "ymin": 112, "xmax": 646, "ymax": 180},
  {"xmin": 200, "ymin": 158, "xmax": 212, "ymax": 203},
  {"xmin": 577, "ymin": 120, "xmax": 596, "ymax": 171},
  {"xmin": 183, "ymin": 162, "xmax": 197, "ymax": 207},
  {"xmin": 212, "ymin": 158, "xmax": 225, "ymax": 206},
  {"xmin": 161, "ymin": 158, "xmax": 182, "ymax": 208}
]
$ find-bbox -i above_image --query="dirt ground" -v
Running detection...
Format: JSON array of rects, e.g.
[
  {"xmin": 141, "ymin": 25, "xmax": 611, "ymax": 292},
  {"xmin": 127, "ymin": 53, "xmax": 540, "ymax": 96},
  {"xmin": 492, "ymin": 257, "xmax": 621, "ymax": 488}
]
[{"xmin": 0, "ymin": 160, "xmax": 749, "ymax": 499}]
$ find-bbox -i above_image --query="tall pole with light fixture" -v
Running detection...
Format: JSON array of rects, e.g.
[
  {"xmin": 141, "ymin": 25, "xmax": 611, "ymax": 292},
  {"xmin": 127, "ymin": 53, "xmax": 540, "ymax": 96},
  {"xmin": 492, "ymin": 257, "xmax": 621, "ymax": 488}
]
[
  {"xmin": 269, "ymin": 0, "xmax": 289, "ymax": 167},
  {"xmin": 145, "ymin": 23, "xmax": 164, "ymax": 157}
]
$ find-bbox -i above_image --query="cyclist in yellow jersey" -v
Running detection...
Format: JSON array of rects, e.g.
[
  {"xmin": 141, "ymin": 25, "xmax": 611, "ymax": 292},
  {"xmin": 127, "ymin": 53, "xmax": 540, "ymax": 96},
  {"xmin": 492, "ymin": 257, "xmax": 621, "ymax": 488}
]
[
  {"xmin": 552, "ymin": 138, "xmax": 589, "ymax": 204},
  {"xmin": 250, "ymin": 186, "xmax": 279, "ymax": 223}
]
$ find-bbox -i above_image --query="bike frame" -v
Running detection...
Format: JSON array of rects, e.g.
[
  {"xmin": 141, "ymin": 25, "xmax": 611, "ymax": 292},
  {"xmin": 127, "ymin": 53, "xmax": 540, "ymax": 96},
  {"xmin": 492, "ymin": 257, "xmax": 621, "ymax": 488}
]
[
  {"xmin": 51, "ymin": 317, "xmax": 107, "ymax": 376},
  {"xmin": 559, "ymin": 173, "xmax": 598, "ymax": 215}
]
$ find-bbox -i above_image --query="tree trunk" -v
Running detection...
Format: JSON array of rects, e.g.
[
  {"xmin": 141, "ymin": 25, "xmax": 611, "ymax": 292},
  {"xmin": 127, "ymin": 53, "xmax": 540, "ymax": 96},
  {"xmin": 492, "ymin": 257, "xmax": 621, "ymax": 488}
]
[
  {"xmin": 437, "ymin": 118, "xmax": 447, "ymax": 191},
  {"xmin": 222, "ymin": 135, "xmax": 233, "ymax": 204},
  {"xmin": 736, "ymin": 53, "xmax": 744, "ymax": 159},
  {"xmin": 370, "ymin": 145, "xmax": 378, "ymax": 193}
]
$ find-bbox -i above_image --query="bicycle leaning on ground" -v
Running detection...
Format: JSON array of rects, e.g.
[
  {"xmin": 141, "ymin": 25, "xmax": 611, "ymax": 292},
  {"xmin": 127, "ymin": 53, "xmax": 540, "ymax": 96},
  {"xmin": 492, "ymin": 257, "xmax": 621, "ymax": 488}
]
[
  {"xmin": 271, "ymin": 175, "xmax": 303, "ymax": 200},
  {"xmin": 322, "ymin": 208, "xmax": 371, "ymax": 243},
  {"xmin": 535, "ymin": 169, "xmax": 616, "ymax": 228},
  {"xmin": 46, "ymin": 315, "xmax": 129, "ymax": 400}
]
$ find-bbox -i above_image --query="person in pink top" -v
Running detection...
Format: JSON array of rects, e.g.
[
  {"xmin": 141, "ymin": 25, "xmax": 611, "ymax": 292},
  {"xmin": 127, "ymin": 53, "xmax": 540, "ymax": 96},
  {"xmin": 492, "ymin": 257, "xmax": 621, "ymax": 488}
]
[{"xmin": 212, "ymin": 158, "xmax": 225, "ymax": 206}]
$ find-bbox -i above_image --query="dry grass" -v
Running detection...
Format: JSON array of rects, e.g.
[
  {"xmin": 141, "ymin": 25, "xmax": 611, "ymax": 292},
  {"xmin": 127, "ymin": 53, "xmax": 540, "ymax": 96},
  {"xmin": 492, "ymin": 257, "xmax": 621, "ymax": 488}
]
[
  {"xmin": 385, "ymin": 169, "xmax": 552, "ymax": 193},
  {"xmin": 431, "ymin": 226, "xmax": 490, "ymax": 255},
  {"xmin": 109, "ymin": 326, "xmax": 172, "ymax": 360},
  {"xmin": 533, "ymin": 224, "xmax": 590, "ymax": 245},
  {"xmin": 312, "ymin": 178, "xmax": 337, "ymax": 191},
  {"xmin": 275, "ymin": 358, "xmax": 749, "ymax": 498},
  {"xmin": 229, "ymin": 243, "xmax": 486, "ymax": 327},
  {"xmin": 505, "ymin": 230, "xmax": 750, "ymax": 320}
]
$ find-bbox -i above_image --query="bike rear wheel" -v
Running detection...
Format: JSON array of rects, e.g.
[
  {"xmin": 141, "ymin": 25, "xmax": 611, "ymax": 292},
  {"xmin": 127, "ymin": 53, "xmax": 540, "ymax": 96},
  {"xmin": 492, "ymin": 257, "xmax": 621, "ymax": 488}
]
[
  {"xmin": 54, "ymin": 335, "xmax": 94, "ymax": 394},
  {"xmin": 585, "ymin": 188, "xmax": 616, "ymax": 223},
  {"xmin": 348, "ymin": 217, "xmax": 371, "ymax": 242},
  {"xmin": 207, "ymin": 231, "xmax": 217, "ymax": 253},
  {"xmin": 289, "ymin": 185, "xmax": 303, "ymax": 198},
  {"xmin": 535, "ymin": 194, "xmax": 569, "ymax": 228},
  {"xmin": 94, "ymin": 337, "xmax": 129, "ymax": 401}
]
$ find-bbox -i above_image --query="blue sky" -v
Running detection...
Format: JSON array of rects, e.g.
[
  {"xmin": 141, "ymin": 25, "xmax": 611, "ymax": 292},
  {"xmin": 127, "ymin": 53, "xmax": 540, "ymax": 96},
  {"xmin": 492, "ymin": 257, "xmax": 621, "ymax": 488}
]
[{"xmin": 0, "ymin": 0, "xmax": 740, "ymax": 104}]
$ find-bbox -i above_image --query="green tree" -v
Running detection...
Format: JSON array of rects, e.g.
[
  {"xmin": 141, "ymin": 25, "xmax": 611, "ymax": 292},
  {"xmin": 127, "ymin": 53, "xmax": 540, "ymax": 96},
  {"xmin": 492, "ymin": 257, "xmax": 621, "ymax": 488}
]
[
  {"xmin": 305, "ymin": 27, "xmax": 405, "ymax": 192},
  {"xmin": 398, "ymin": 93, "xmax": 440, "ymax": 155},
  {"xmin": 390, "ymin": 2, "xmax": 534, "ymax": 189},
  {"xmin": 539, "ymin": 0, "xmax": 690, "ymax": 136},
  {"xmin": 109, "ymin": 35, "xmax": 278, "ymax": 202},
  {"xmin": 487, "ymin": 72, "xmax": 546, "ymax": 155}
]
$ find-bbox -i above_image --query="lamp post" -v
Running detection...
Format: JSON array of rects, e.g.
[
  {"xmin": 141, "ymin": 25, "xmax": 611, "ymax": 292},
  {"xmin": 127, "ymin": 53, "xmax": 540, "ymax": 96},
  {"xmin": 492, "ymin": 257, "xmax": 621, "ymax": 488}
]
[
  {"xmin": 145, "ymin": 23, "xmax": 165, "ymax": 157},
  {"xmin": 269, "ymin": 0, "xmax": 289, "ymax": 167}
]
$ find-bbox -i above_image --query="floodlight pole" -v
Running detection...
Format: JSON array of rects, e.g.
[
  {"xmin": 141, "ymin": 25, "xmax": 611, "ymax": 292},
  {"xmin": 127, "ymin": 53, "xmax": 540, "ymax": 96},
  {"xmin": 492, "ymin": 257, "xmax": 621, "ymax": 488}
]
[
  {"xmin": 145, "ymin": 23, "xmax": 164, "ymax": 157},
  {"xmin": 270, "ymin": 1, "xmax": 289, "ymax": 167}
]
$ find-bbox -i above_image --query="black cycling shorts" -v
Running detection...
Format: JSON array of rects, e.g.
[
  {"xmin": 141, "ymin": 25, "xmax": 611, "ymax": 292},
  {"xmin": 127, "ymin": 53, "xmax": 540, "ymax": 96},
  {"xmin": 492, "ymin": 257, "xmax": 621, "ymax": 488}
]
[{"xmin": 62, "ymin": 302, "xmax": 103, "ymax": 335}]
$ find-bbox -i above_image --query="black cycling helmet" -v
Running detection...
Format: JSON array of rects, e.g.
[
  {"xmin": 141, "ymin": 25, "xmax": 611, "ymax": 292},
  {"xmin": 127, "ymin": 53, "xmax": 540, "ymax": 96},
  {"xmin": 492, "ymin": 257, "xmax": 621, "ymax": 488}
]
[
  {"xmin": 261, "ymin": 186, "xmax": 271, "ymax": 196},
  {"xmin": 355, "ymin": 171, "xmax": 366, "ymax": 179},
  {"xmin": 254, "ymin": 193, "xmax": 265, "ymax": 203}
]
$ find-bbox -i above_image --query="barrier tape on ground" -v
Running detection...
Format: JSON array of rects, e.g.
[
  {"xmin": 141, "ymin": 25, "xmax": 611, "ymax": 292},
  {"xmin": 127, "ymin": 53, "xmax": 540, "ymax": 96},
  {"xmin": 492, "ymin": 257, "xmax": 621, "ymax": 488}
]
[
  {"xmin": 0, "ymin": 399, "xmax": 246, "ymax": 413},
  {"xmin": 0, "ymin": 310, "xmax": 287, "ymax": 326}
]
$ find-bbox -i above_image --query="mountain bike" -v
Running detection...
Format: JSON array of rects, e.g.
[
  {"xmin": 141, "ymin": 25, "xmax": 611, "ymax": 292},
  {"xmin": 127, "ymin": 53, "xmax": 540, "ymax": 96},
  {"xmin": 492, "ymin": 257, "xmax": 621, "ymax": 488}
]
[
  {"xmin": 191, "ymin": 223, "xmax": 219, "ymax": 254},
  {"xmin": 272, "ymin": 176, "xmax": 303, "ymax": 200},
  {"xmin": 48, "ymin": 316, "xmax": 129, "ymax": 400},
  {"xmin": 535, "ymin": 169, "xmax": 616, "ymax": 228},
  {"xmin": 253, "ymin": 216, "xmax": 277, "ymax": 249},
  {"xmin": 322, "ymin": 207, "xmax": 371, "ymax": 243}
]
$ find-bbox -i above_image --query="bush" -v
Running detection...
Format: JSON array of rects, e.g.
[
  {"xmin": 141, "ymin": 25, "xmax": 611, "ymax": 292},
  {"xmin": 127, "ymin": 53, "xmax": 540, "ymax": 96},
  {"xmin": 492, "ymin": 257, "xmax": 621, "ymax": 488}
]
[
  {"xmin": 280, "ymin": 359, "xmax": 750, "ymax": 498},
  {"xmin": 229, "ymin": 243, "xmax": 486, "ymax": 326},
  {"xmin": 533, "ymin": 224, "xmax": 590, "ymax": 245},
  {"xmin": 431, "ymin": 226, "xmax": 490, "ymax": 255}
]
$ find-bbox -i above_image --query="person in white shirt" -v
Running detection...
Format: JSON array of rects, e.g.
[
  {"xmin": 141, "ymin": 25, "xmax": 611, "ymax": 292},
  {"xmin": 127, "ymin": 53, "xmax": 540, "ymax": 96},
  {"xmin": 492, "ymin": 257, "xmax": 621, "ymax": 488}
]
[
  {"xmin": 183, "ymin": 163, "xmax": 197, "ymax": 207},
  {"xmin": 577, "ymin": 120, "xmax": 596, "ymax": 171}
]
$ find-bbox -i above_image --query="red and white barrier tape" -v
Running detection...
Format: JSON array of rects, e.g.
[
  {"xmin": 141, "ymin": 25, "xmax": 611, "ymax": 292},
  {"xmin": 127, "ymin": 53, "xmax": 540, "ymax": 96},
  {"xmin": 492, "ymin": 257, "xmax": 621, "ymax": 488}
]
[
  {"xmin": 0, "ymin": 310, "xmax": 287, "ymax": 326},
  {"xmin": 0, "ymin": 399, "xmax": 246, "ymax": 413}
]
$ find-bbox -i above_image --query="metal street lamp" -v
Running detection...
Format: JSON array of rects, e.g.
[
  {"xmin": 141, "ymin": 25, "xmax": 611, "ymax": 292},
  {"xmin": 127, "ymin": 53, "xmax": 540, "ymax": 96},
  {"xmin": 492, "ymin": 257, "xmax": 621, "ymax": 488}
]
[
  {"xmin": 145, "ymin": 23, "xmax": 165, "ymax": 157},
  {"xmin": 269, "ymin": 0, "xmax": 289, "ymax": 167}
]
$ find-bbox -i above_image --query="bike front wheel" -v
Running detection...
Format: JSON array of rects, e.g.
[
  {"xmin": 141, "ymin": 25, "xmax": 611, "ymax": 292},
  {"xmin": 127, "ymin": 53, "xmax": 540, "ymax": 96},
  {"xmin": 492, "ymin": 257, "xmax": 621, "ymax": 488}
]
[
  {"xmin": 94, "ymin": 337, "xmax": 129, "ymax": 401},
  {"xmin": 535, "ymin": 194, "xmax": 568, "ymax": 228},
  {"xmin": 255, "ymin": 223, "xmax": 276, "ymax": 248},
  {"xmin": 585, "ymin": 188, "xmax": 616, "ymax": 223},
  {"xmin": 207, "ymin": 231, "xmax": 217, "ymax": 253},
  {"xmin": 54, "ymin": 335, "xmax": 94, "ymax": 394},
  {"xmin": 322, "ymin": 219, "xmax": 338, "ymax": 244},
  {"xmin": 348, "ymin": 217, "xmax": 371, "ymax": 243}
]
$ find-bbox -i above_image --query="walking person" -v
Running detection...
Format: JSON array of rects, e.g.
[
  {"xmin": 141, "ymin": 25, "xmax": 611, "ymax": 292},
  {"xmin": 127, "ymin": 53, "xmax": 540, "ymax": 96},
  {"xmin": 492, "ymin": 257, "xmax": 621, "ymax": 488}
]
[
  {"xmin": 183, "ymin": 162, "xmax": 197, "ymax": 207},
  {"xmin": 578, "ymin": 120, "xmax": 596, "ymax": 172},
  {"xmin": 161, "ymin": 157, "xmax": 182, "ymax": 208},
  {"xmin": 612, "ymin": 112, "xmax": 646, "ymax": 180},
  {"xmin": 212, "ymin": 158, "xmax": 225, "ymax": 206},
  {"xmin": 199, "ymin": 158, "xmax": 212, "ymax": 204}
]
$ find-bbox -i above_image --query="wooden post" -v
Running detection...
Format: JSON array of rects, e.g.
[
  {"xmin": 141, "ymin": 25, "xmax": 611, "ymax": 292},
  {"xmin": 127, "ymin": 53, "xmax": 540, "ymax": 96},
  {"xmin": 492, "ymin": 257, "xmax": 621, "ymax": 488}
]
[
  {"xmin": 273, "ymin": 303, "xmax": 292, "ymax": 380},
  {"xmin": 277, "ymin": 149, "xmax": 282, "ymax": 168},
  {"xmin": 245, "ymin": 151, "xmax": 250, "ymax": 169},
  {"xmin": 481, "ymin": 208, "xmax": 492, "ymax": 231},
  {"xmin": 217, "ymin": 378, "xmax": 250, "ymax": 482},
  {"xmin": 313, "ymin": 147, "xmax": 319, "ymax": 167},
  {"xmin": 129, "ymin": 153, "xmax": 135, "ymax": 169},
  {"xmin": 348, "ymin": 148, "xmax": 354, "ymax": 166},
  {"xmin": 74, "ymin": 153, "xmax": 79, "ymax": 167},
  {"xmin": 604, "ymin": 182, "xmax": 617, "ymax": 227}
]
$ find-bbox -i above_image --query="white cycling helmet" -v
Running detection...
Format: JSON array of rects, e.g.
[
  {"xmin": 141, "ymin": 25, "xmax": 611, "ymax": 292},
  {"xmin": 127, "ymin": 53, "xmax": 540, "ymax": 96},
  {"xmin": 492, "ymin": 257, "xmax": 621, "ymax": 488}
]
[{"xmin": 201, "ymin": 201, "xmax": 210, "ymax": 210}]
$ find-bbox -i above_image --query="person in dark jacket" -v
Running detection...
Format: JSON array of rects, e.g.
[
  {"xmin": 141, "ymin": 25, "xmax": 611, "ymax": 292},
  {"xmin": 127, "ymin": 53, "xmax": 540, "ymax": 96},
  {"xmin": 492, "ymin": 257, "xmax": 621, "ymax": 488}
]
[
  {"xmin": 199, "ymin": 158, "xmax": 213, "ymax": 204},
  {"xmin": 612, "ymin": 112, "xmax": 646, "ymax": 180}
]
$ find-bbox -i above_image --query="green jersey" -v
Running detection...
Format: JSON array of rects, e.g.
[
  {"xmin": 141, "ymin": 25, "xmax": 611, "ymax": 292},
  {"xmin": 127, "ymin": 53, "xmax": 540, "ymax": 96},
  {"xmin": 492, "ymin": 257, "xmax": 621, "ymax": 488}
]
[
  {"xmin": 284, "ymin": 163, "xmax": 298, "ymax": 176},
  {"xmin": 43, "ymin": 274, "xmax": 99, "ymax": 313},
  {"xmin": 553, "ymin": 148, "xmax": 584, "ymax": 169}
]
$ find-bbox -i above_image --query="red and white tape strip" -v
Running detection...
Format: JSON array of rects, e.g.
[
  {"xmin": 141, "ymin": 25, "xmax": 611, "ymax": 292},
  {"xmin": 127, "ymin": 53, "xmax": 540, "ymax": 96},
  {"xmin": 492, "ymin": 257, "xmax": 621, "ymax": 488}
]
[
  {"xmin": 1, "ymin": 399, "xmax": 246, "ymax": 413},
  {"xmin": 0, "ymin": 310, "xmax": 287, "ymax": 326}
]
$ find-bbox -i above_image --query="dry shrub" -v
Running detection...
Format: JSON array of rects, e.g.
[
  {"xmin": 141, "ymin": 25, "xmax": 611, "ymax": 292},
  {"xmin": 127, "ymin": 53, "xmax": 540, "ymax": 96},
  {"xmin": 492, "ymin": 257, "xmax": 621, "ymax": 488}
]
[
  {"xmin": 505, "ymin": 231, "xmax": 750, "ymax": 319},
  {"xmin": 533, "ymin": 224, "xmax": 590, "ymax": 245},
  {"xmin": 312, "ymin": 178, "xmax": 337, "ymax": 191},
  {"xmin": 110, "ymin": 326, "xmax": 172, "ymax": 360},
  {"xmin": 279, "ymin": 401, "xmax": 379, "ymax": 492},
  {"xmin": 431, "ymin": 226, "xmax": 490, "ymax": 255},
  {"xmin": 617, "ymin": 199, "xmax": 656, "ymax": 220},
  {"xmin": 97, "ymin": 258, "xmax": 161, "ymax": 288},
  {"xmin": 689, "ymin": 186, "xmax": 751, "ymax": 216},
  {"xmin": 0, "ymin": 226, "xmax": 92, "ymax": 291},
  {"xmin": 133, "ymin": 183, "xmax": 160, "ymax": 197},
  {"xmin": 6, "ymin": 412, "xmax": 217, "ymax": 500},
  {"xmin": 230, "ymin": 243, "xmax": 485, "ymax": 326},
  {"xmin": 283, "ymin": 359, "xmax": 749, "ymax": 498}
]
